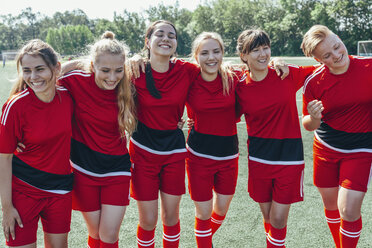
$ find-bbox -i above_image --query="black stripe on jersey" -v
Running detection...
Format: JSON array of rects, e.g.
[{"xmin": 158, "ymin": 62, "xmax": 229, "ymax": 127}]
[
  {"xmin": 70, "ymin": 139, "xmax": 131, "ymax": 174},
  {"xmin": 131, "ymin": 121, "xmax": 186, "ymax": 152},
  {"xmin": 12, "ymin": 155, "xmax": 73, "ymax": 191},
  {"xmin": 248, "ymin": 136, "xmax": 304, "ymax": 162},
  {"xmin": 187, "ymin": 128, "xmax": 238, "ymax": 157},
  {"xmin": 316, "ymin": 122, "xmax": 372, "ymax": 151}
]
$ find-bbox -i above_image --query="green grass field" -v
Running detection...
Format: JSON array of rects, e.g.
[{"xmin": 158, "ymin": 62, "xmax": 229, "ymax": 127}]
[{"xmin": 1, "ymin": 58, "xmax": 372, "ymax": 247}]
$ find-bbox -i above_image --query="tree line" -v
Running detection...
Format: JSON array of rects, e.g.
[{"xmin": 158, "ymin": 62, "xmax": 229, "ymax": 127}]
[{"xmin": 0, "ymin": 0, "xmax": 370, "ymax": 57}]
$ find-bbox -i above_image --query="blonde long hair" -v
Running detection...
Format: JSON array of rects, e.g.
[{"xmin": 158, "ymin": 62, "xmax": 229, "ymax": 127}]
[
  {"xmin": 11, "ymin": 39, "xmax": 59, "ymax": 96},
  {"xmin": 90, "ymin": 31, "xmax": 137, "ymax": 137},
  {"xmin": 191, "ymin": 32, "xmax": 234, "ymax": 95}
]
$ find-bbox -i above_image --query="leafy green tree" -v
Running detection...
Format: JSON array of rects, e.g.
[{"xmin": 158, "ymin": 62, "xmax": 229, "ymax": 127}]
[{"xmin": 46, "ymin": 25, "xmax": 93, "ymax": 55}]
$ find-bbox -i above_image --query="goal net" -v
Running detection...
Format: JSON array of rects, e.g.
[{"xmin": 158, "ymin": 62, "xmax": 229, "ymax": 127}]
[{"xmin": 357, "ymin": 40, "xmax": 372, "ymax": 56}]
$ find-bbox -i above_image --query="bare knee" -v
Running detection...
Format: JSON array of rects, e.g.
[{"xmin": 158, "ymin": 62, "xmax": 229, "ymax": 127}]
[
  {"xmin": 339, "ymin": 206, "xmax": 361, "ymax": 221},
  {"xmin": 162, "ymin": 208, "xmax": 179, "ymax": 226},
  {"xmin": 270, "ymin": 214, "xmax": 287, "ymax": 229},
  {"xmin": 99, "ymin": 228, "xmax": 119, "ymax": 243}
]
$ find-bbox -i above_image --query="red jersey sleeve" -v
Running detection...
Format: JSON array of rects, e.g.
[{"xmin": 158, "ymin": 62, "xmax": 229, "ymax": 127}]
[
  {"xmin": 290, "ymin": 65, "xmax": 316, "ymax": 91},
  {"xmin": 0, "ymin": 98, "xmax": 22, "ymax": 153},
  {"xmin": 302, "ymin": 79, "xmax": 317, "ymax": 116}
]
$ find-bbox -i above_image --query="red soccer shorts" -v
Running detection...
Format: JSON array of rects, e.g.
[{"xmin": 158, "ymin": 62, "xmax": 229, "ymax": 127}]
[
  {"xmin": 72, "ymin": 170, "xmax": 130, "ymax": 211},
  {"xmin": 6, "ymin": 188, "xmax": 72, "ymax": 247},
  {"xmin": 248, "ymin": 161, "xmax": 304, "ymax": 204},
  {"xmin": 186, "ymin": 152, "xmax": 238, "ymax": 201},
  {"xmin": 313, "ymin": 139, "xmax": 372, "ymax": 192},
  {"xmin": 130, "ymin": 158, "xmax": 186, "ymax": 201}
]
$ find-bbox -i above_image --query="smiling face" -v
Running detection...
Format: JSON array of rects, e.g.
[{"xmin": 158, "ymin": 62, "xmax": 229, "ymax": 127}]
[
  {"xmin": 312, "ymin": 33, "xmax": 349, "ymax": 74},
  {"xmin": 196, "ymin": 38, "xmax": 223, "ymax": 81},
  {"xmin": 146, "ymin": 23, "xmax": 177, "ymax": 58},
  {"xmin": 21, "ymin": 54, "xmax": 57, "ymax": 101},
  {"xmin": 242, "ymin": 44, "xmax": 271, "ymax": 73},
  {"xmin": 92, "ymin": 53, "xmax": 125, "ymax": 90}
]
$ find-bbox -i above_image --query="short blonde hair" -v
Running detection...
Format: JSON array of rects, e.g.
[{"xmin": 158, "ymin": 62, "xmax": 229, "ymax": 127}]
[{"xmin": 301, "ymin": 25, "xmax": 333, "ymax": 57}]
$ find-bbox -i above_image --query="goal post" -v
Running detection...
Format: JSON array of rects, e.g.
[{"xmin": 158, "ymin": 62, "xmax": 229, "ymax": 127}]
[{"xmin": 357, "ymin": 40, "xmax": 372, "ymax": 57}]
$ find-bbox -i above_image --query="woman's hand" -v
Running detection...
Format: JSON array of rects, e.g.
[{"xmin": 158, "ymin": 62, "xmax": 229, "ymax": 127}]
[
  {"xmin": 2, "ymin": 205, "xmax": 23, "ymax": 242},
  {"xmin": 307, "ymin": 100, "xmax": 324, "ymax": 120},
  {"xmin": 187, "ymin": 118, "xmax": 195, "ymax": 129},
  {"xmin": 177, "ymin": 118, "xmax": 186, "ymax": 130},
  {"xmin": 128, "ymin": 54, "xmax": 145, "ymax": 79},
  {"xmin": 270, "ymin": 58, "xmax": 289, "ymax": 80},
  {"xmin": 15, "ymin": 143, "xmax": 25, "ymax": 153}
]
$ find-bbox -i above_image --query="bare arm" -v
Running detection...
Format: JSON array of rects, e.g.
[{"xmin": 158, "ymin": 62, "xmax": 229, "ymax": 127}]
[
  {"xmin": 0, "ymin": 153, "xmax": 23, "ymax": 242},
  {"xmin": 61, "ymin": 59, "xmax": 90, "ymax": 75},
  {"xmin": 302, "ymin": 100, "xmax": 324, "ymax": 131}
]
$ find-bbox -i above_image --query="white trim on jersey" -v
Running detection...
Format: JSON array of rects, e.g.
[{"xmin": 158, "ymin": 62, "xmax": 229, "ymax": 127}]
[
  {"xmin": 314, "ymin": 131, "xmax": 372, "ymax": 154},
  {"xmin": 56, "ymin": 86, "xmax": 68, "ymax": 91},
  {"xmin": 249, "ymin": 156, "xmax": 304, "ymax": 165},
  {"xmin": 352, "ymin": 55, "xmax": 372, "ymax": 60},
  {"xmin": 130, "ymin": 137, "xmax": 187, "ymax": 155},
  {"xmin": 302, "ymin": 65, "xmax": 326, "ymax": 94},
  {"xmin": 239, "ymin": 73, "xmax": 247, "ymax": 82},
  {"xmin": 186, "ymin": 144, "xmax": 239, "ymax": 161},
  {"xmin": 58, "ymin": 70, "xmax": 91, "ymax": 80},
  {"xmin": 71, "ymin": 161, "xmax": 131, "ymax": 177},
  {"xmin": 17, "ymin": 178, "xmax": 71, "ymax": 195},
  {"xmin": 1, "ymin": 89, "xmax": 29, "ymax": 126}
]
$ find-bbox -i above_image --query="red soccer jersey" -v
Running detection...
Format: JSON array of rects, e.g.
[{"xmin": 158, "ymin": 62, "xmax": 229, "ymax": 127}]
[
  {"xmin": 186, "ymin": 74, "xmax": 238, "ymax": 136},
  {"xmin": 130, "ymin": 59, "xmax": 199, "ymax": 161},
  {"xmin": 134, "ymin": 59, "xmax": 199, "ymax": 130},
  {"xmin": 59, "ymin": 70, "xmax": 127, "ymax": 155},
  {"xmin": 236, "ymin": 65, "xmax": 315, "ymax": 165},
  {"xmin": 58, "ymin": 71, "xmax": 131, "ymax": 178},
  {"xmin": 186, "ymin": 73, "xmax": 239, "ymax": 160},
  {"xmin": 0, "ymin": 87, "xmax": 73, "ymax": 194},
  {"xmin": 303, "ymin": 56, "xmax": 372, "ymax": 153}
]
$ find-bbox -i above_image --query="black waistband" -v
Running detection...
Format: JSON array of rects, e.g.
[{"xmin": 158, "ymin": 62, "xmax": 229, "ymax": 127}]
[
  {"xmin": 248, "ymin": 136, "xmax": 304, "ymax": 162},
  {"xmin": 70, "ymin": 139, "xmax": 131, "ymax": 174},
  {"xmin": 12, "ymin": 156, "xmax": 73, "ymax": 192},
  {"xmin": 187, "ymin": 128, "xmax": 238, "ymax": 157},
  {"xmin": 316, "ymin": 122, "xmax": 372, "ymax": 150},
  {"xmin": 131, "ymin": 121, "xmax": 186, "ymax": 151}
]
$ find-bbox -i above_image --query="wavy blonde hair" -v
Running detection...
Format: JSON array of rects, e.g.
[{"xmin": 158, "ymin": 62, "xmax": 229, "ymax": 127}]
[
  {"xmin": 11, "ymin": 39, "xmax": 60, "ymax": 96},
  {"xmin": 191, "ymin": 32, "xmax": 234, "ymax": 95},
  {"xmin": 90, "ymin": 31, "xmax": 137, "ymax": 137}
]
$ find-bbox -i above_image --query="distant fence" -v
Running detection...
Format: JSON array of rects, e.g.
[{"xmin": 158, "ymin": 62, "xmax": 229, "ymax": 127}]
[{"xmin": 1, "ymin": 50, "xmax": 18, "ymax": 60}]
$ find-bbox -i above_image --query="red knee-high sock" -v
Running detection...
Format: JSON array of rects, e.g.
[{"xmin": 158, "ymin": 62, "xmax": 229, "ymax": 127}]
[
  {"xmin": 88, "ymin": 236, "xmax": 100, "ymax": 248},
  {"xmin": 211, "ymin": 212, "xmax": 225, "ymax": 235},
  {"xmin": 340, "ymin": 217, "xmax": 362, "ymax": 248},
  {"xmin": 100, "ymin": 240, "xmax": 118, "ymax": 248},
  {"xmin": 137, "ymin": 225, "xmax": 155, "ymax": 248},
  {"xmin": 163, "ymin": 221, "xmax": 181, "ymax": 248},
  {"xmin": 264, "ymin": 221, "xmax": 271, "ymax": 236},
  {"xmin": 267, "ymin": 225, "xmax": 286, "ymax": 248},
  {"xmin": 194, "ymin": 217, "xmax": 212, "ymax": 248},
  {"xmin": 325, "ymin": 208, "xmax": 341, "ymax": 248}
]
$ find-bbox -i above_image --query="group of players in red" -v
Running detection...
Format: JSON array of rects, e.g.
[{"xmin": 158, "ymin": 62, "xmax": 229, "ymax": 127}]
[{"xmin": 0, "ymin": 19, "xmax": 371, "ymax": 248}]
